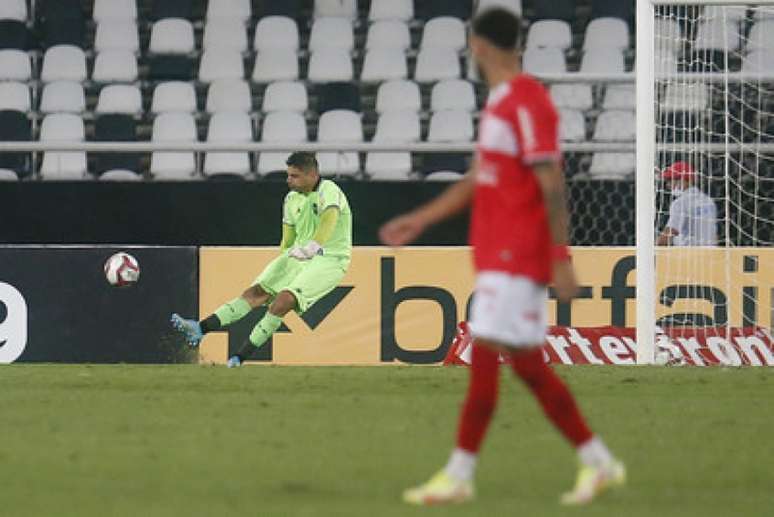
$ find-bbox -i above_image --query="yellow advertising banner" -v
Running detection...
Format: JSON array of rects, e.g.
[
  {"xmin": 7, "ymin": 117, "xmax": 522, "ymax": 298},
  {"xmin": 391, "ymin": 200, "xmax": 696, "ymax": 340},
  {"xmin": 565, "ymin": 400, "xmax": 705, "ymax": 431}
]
[{"xmin": 198, "ymin": 247, "xmax": 774, "ymax": 365}]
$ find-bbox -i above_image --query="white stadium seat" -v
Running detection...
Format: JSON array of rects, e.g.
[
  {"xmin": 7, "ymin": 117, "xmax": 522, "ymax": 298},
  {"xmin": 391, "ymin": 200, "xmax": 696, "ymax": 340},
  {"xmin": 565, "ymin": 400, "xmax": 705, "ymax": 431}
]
[
  {"xmin": 361, "ymin": 49, "xmax": 407, "ymax": 82},
  {"xmin": 314, "ymin": 0, "xmax": 357, "ymax": 19},
  {"xmin": 151, "ymin": 112, "xmax": 198, "ymax": 180},
  {"xmin": 0, "ymin": 82, "xmax": 30, "ymax": 112},
  {"xmin": 207, "ymin": 79, "xmax": 253, "ymax": 113},
  {"xmin": 252, "ymin": 50, "xmax": 299, "ymax": 83},
  {"xmin": 654, "ymin": 19, "xmax": 683, "ymax": 55},
  {"xmin": 152, "ymin": 82, "xmax": 197, "ymax": 114},
  {"xmin": 0, "ymin": 169, "xmax": 20, "ymax": 181},
  {"xmin": 366, "ymin": 20, "xmax": 411, "ymax": 50},
  {"xmin": 366, "ymin": 111, "xmax": 419, "ymax": 180},
  {"xmin": 93, "ymin": 0, "xmax": 137, "ymax": 22},
  {"xmin": 421, "ymin": 17, "xmax": 467, "ymax": 51},
  {"xmin": 526, "ymin": 20, "xmax": 572, "ymax": 50},
  {"xmin": 96, "ymin": 84, "xmax": 142, "ymax": 114},
  {"xmin": 747, "ymin": 21, "xmax": 774, "ymax": 51},
  {"xmin": 583, "ymin": 18, "xmax": 630, "ymax": 51},
  {"xmin": 308, "ymin": 49, "xmax": 353, "ymax": 82},
  {"xmin": 426, "ymin": 171, "xmax": 464, "ymax": 182},
  {"xmin": 262, "ymin": 81, "xmax": 308, "ymax": 113},
  {"xmin": 94, "ymin": 21, "xmax": 140, "ymax": 52},
  {"xmin": 369, "ymin": 0, "xmax": 413, "ymax": 21},
  {"xmin": 92, "ymin": 50, "xmax": 138, "ymax": 82},
  {"xmin": 199, "ymin": 49, "xmax": 244, "ymax": 83},
  {"xmin": 580, "ymin": 48, "xmax": 625, "ymax": 74},
  {"xmin": 0, "ymin": 50, "xmax": 31, "ymax": 81},
  {"xmin": 704, "ymin": 6, "xmax": 747, "ymax": 25},
  {"xmin": 309, "ymin": 17, "xmax": 354, "ymax": 52},
  {"xmin": 589, "ymin": 153, "xmax": 635, "ymax": 180},
  {"xmin": 41, "ymin": 46, "xmax": 87, "ymax": 83},
  {"xmin": 592, "ymin": 110, "xmax": 636, "ymax": 142},
  {"xmin": 743, "ymin": 50, "xmax": 774, "ymax": 78},
  {"xmin": 376, "ymin": 80, "xmax": 421, "ymax": 114},
  {"xmin": 414, "ymin": 47, "xmax": 460, "ymax": 83},
  {"xmin": 203, "ymin": 19, "xmax": 248, "ymax": 52},
  {"xmin": 206, "ymin": 0, "xmax": 251, "ymax": 23},
  {"xmin": 254, "ymin": 16, "xmax": 299, "ymax": 51},
  {"xmin": 694, "ymin": 20, "xmax": 740, "ymax": 52},
  {"xmin": 258, "ymin": 111, "xmax": 307, "ymax": 174},
  {"xmin": 477, "ymin": 0, "xmax": 522, "ymax": 15},
  {"xmin": 40, "ymin": 114, "xmax": 87, "ymax": 180},
  {"xmin": 522, "ymin": 48, "xmax": 567, "ymax": 74},
  {"xmin": 661, "ymin": 83, "xmax": 709, "ymax": 112},
  {"xmin": 550, "ymin": 84, "xmax": 593, "ymax": 110},
  {"xmin": 428, "ymin": 110, "xmax": 474, "ymax": 142},
  {"xmin": 558, "ymin": 109, "xmax": 585, "ymax": 142},
  {"xmin": 149, "ymin": 18, "xmax": 195, "ymax": 54},
  {"xmin": 100, "ymin": 169, "xmax": 142, "ymax": 181},
  {"xmin": 0, "ymin": 0, "xmax": 27, "ymax": 21},
  {"xmin": 40, "ymin": 81, "xmax": 85, "ymax": 114},
  {"xmin": 316, "ymin": 110, "xmax": 363, "ymax": 176},
  {"xmin": 431, "ymin": 79, "xmax": 476, "ymax": 112},
  {"xmin": 205, "ymin": 111, "xmax": 253, "ymax": 176},
  {"xmin": 603, "ymin": 85, "xmax": 635, "ymax": 110}
]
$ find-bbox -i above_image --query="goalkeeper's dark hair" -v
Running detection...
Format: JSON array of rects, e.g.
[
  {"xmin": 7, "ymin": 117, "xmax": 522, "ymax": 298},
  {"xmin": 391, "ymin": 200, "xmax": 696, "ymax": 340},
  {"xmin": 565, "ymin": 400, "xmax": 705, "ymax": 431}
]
[
  {"xmin": 472, "ymin": 8, "xmax": 522, "ymax": 51},
  {"xmin": 286, "ymin": 151, "xmax": 319, "ymax": 173}
]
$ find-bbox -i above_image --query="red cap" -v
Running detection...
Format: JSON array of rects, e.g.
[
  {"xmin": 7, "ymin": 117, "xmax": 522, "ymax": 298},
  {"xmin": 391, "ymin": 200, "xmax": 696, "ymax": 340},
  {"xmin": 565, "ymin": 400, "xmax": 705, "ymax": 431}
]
[{"xmin": 662, "ymin": 161, "xmax": 696, "ymax": 181}]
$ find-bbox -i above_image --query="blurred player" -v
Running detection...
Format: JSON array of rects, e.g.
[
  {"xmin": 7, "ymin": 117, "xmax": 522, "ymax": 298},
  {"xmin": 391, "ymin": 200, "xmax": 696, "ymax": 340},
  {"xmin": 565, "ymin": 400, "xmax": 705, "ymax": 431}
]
[
  {"xmin": 171, "ymin": 152, "xmax": 352, "ymax": 367},
  {"xmin": 657, "ymin": 161, "xmax": 718, "ymax": 246},
  {"xmin": 379, "ymin": 8, "xmax": 625, "ymax": 506}
]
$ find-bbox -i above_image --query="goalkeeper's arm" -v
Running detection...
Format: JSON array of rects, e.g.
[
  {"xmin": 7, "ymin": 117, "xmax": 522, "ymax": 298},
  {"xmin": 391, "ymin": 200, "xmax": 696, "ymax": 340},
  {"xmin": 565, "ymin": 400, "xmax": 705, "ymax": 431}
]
[
  {"xmin": 288, "ymin": 208, "xmax": 339, "ymax": 260},
  {"xmin": 279, "ymin": 223, "xmax": 296, "ymax": 251}
]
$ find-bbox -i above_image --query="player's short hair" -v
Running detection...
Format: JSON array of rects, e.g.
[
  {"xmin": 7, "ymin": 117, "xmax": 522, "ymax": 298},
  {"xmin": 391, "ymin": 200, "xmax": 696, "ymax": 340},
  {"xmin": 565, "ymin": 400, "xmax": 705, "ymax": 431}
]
[
  {"xmin": 472, "ymin": 8, "xmax": 522, "ymax": 51},
  {"xmin": 286, "ymin": 152, "xmax": 319, "ymax": 173}
]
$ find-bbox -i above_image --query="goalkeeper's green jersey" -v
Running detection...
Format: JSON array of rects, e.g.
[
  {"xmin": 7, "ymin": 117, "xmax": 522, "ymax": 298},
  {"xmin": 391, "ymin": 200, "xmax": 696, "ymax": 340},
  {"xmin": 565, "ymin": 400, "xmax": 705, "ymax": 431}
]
[{"xmin": 282, "ymin": 179, "xmax": 352, "ymax": 259}]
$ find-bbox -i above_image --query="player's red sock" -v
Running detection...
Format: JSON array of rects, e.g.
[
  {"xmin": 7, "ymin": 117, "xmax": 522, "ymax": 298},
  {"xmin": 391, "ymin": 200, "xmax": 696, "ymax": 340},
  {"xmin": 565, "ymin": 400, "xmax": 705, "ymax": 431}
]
[
  {"xmin": 456, "ymin": 343, "xmax": 500, "ymax": 453},
  {"xmin": 510, "ymin": 348, "xmax": 593, "ymax": 447}
]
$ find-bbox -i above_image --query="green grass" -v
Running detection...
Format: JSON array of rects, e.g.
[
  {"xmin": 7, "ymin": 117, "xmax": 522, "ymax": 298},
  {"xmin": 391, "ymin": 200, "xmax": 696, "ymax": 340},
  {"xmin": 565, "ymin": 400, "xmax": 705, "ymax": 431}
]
[{"xmin": 1, "ymin": 365, "xmax": 772, "ymax": 517}]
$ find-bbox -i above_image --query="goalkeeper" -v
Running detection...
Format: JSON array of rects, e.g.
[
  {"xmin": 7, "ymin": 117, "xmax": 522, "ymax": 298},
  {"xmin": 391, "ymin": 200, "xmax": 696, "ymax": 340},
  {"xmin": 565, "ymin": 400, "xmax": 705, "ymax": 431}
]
[{"xmin": 171, "ymin": 152, "xmax": 352, "ymax": 367}]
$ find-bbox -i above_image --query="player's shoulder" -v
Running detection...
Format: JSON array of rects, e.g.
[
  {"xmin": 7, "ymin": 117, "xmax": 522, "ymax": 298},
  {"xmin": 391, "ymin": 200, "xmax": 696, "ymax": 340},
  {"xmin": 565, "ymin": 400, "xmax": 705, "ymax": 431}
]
[
  {"xmin": 319, "ymin": 178, "xmax": 345, "ymax": 195},
  {"xmin": 284, "ymin": 190, "xmax": 301, "ymax": 204},
  {"xmin": 507, "ymin": 74, "xmax": 551, "ymax": 103}
]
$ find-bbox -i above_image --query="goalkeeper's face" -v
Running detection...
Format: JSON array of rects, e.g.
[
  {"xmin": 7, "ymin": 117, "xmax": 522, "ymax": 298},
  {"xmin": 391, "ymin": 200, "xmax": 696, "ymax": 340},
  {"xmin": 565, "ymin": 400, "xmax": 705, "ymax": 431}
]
[{"xmin": 286, "ymin": 165, "xmax": 319, "ymax": 193}]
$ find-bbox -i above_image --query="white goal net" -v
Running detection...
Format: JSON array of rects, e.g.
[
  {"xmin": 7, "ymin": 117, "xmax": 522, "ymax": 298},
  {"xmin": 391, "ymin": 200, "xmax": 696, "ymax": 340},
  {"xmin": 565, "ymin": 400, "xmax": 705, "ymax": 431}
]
[{"xmin": 639, "ymin": 2, "xmax": 774, "ymax": 365}]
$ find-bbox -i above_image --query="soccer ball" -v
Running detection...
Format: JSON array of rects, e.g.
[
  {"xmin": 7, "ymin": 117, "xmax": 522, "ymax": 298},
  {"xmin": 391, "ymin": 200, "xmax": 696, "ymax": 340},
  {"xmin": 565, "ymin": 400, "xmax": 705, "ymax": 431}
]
[{"xmin": 104, "ymin": 252, "xmax": 140, "ymax": 287}]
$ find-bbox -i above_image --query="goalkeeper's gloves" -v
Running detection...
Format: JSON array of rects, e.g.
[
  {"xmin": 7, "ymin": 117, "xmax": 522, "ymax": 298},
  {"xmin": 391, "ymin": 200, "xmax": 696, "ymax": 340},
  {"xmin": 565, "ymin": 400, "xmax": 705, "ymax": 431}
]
[{"xmin": 289, "ymin": 240, "xmax": 323, "ymax": 260}]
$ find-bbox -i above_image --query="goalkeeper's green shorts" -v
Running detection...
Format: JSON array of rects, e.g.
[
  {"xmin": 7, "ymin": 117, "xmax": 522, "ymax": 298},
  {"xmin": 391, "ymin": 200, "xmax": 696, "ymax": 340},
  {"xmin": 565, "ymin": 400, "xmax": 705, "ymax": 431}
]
[{"xmin": 254, "ymin": 252, "xmax": 349, "ymax": 313}]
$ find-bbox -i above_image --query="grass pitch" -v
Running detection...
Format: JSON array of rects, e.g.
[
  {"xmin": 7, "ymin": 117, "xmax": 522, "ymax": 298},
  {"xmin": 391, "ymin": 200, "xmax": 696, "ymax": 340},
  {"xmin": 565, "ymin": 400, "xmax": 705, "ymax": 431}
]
[{"xmin": 1, "ymin": 364, "xmax": 772, "ymax": 517}]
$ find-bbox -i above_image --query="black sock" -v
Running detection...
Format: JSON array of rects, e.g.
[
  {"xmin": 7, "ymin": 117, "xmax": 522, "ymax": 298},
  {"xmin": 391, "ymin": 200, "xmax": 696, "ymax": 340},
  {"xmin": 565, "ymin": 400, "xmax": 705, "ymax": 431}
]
[
  {"xmin": 233, "ymin": 339, "xmax": 254, "ymax": 361},
  {"xmin": 199, "ymin": 314, "xmax": 222, "ymax": 334}
]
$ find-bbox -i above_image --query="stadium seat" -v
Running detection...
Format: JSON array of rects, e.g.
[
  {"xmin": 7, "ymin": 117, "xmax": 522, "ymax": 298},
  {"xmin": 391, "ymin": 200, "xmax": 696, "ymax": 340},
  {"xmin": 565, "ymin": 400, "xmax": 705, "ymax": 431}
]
[
  {"xmin": 655, "ymin": 50, "xmax": 679, "ymax": 76},
  {"xmin": 703, "ymin": 6, "xmax": 747, "ymax": 25},
  {"xmin": 0, "ymin": 110, "xmax": 31, "ymax": 178},
  {"xmin": 206, "ymin": 0, "xmax": 251, "ymax": 23},
  {"xmin": 99, "ymin": 169, "xmax": 142, "ymax": 181},
  {"xmin": 526, "ymin": 20, "xmax": 572, "ymax": 50},
  {"xmin": 93, "ymin": 114, "xmax": 140, "ymax": 175},
  {"xmin": 150, "ymin": 112, "xmax": 198, "ymax": 180},
  {"xmin": 522, "ymin": 48, "xmax": 567, "ymax": 74},
  {"xmin": 376, "ymin": 80, "xmax": 421, "ymax": 114},
  {"xmin": 254, "ymin": 16, "xmax": 299, "ymax": 52},
  {"xmin": 149, "ymin": 18, "xmax": 195, "ymax": 54},
  {"xmin": 421, "ymin": 17, "xmax": 467, "ymax": 51},
  {"xmin": 0, "ymin": 82, "xmax": 30, "ymax": 112},
  {"xmin": 316, "ymin": 110, "xmax": 363, "ymax": 176},
  {"xmin": 204, "ymin": 112, "xmax": 253, "ymax": 177},
  {"xmin": 94, "ymin": 20, "xmax": 140, "ymax": 52},
  {"xmin": 150, "ymin": 0, "xmax": 193, "ymax": 20},
  {"xmin": 93, "ymin": 50, "xmax": 139, "ymax": 82},
  {"xmin": 42, "ymin": 16, "xmax": 86, "ymax": 49},
  {"xmin": 316, "ymin": 82, "xmax": 360, "ymax": 113},
  {"xmin": 93, "ymin": 0, "xmax": 137, "ymax": 22},
  {"xmin": 558, "ymin": 109, "xmax": 585, "ymax": 142},
  {"xmin": 41, "ymin": 46, "xmax": 87, "ymax": 83},
  {"xmin": 366, "ymin": 111, "xmax": 419, "ymax": 180},
  {"xmin": 0, "ymin": 50, "xmax": 31, "ymax": 81},
  {"xmin": 425, "ymin": 171, "xmax": 464, "ymax": 181},
  {"xmin": 308, "ymin": 49, "xmax": 353, "ymax": 82},
  {"xmin": 580, "ymin": 48, "xmax": 625, "ymax": 74},
  {"xmin": 0, "ymin": 169, "xmax": 20, "ymax": 181},
  {"xmin": 207, "ymin": 80, "xmax": 253, "ymax": 113},
  {"xmin": 583, "ymin": 18, "xmax": 629, "ymax": 50},
  {"xmin": 258, "ymin": 111, "xmax": 307, "ymax": 175},
  {"xmin": 694, "ymin": 20, "xmax": 740, "ymax": 52},
  {"xmin": 603, "ymin": 85, "xmax": 635, "ymax": 110},
  {"xmin": 589, "ymin": 153, "xmax": 635, "ymax": 180},
  {"xmin": 0, "ymin": 20, "xmax": 29, "ymax": 50},
  {"xmin": 415, "ymin": 48, "xmax": 461, "ymax": 83},
  {"xmin": 592, "ymin": 110, "xmax": 635, "ymax": 141},
  {"xmin": 431, "ymin": 80, "xmax": 476, "ymax": 112},
  {"xmin": 366, "ymin": 20, "xmax": 411, "ymax": 50},
  {"xmin": 40, "ymin": 81, "xmax": 85, "ymax": 114},
  {"xmin": 203, "ymin": 19, "xmax": 248, "ymax": 52},
  {"xmin": 590, "ymin": 0, "xmax": 633, "ymax": 21},
  {"xmin": 417, "ymin": 0, "xmax": 472, "ymax": 20},
  {"xmin": 550, "ymin": 84, "xmax": 593, "ymax": 110},
  {"xmin": 742, "ymin": 50, "xmax": 774, "ymax": 78},
  {"xmin": 309, "ymin": 17, "xmax": 354, "ymax": 52},
  {"xmin": 314, "ymin": 0, "xmax": 357, "ymax": 19},
  {"xmin": 476, "ymin": 0, "xmax": 522, "ymax": 15},
  {"xmin": 39, "ymin": 114, "xmax": 88, "ymax": 180},
  {"xmin": 369, "ymin": 0, "xmax": 413, "ymax": 21},
  {"xmin": 661, "ymin": 83, "xmax": 709, "ymax": 112},
  {"xmin": 654, "ymin": 19, "xmax": 683, "ymax": 55},
  {"xmin": 361, "ymin": 49, "xmax": 408, "ymax": 82},
  {"xmin": 0, "ymin": 0, "xmax": 26, "ymax": 21},
  {"xmin": 262, "ymin": 81, "xmax": 307, "ymax": 113},
  {"xmin": 95, "ymin": 84, "xmax": 142, "ymax": 115},
  {"xmin": 148, "ymin": 55, "xmax": 196, "ymax": 81},
  {"xmin": 747, "ymin": 20, "xmax": 774, "ymax": 51},
  {"xmin": 533, "ymin": 0, "xmax": 576, "ymax": 22},
  {"xmin": 428, "ymin": 110, "xmax": 474, "ymax": 142},
  {"xmin": 152, "ymin": 82, "xmax": 197, "ymax": 114},
  {"xmin": 252, "ymin": 50, "xmax": 299, "ymax": 83},
  {"xmin": 199, "ymin": 49, "xmax": 245, "ymax": 83}
]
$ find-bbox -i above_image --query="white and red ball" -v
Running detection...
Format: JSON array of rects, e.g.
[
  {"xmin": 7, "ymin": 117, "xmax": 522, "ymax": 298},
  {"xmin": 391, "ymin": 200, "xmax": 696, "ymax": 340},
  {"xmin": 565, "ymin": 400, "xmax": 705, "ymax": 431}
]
[{"xmin": 104, "ymin": 252, "xmax": 140, "ymax": 287}]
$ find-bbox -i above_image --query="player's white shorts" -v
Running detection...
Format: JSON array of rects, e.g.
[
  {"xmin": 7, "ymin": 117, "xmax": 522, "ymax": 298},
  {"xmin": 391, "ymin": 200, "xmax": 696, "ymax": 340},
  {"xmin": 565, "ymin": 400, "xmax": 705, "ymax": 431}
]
[{"xmin": 468, "ymin": 271, "xmax": 548, "ymax": 348}]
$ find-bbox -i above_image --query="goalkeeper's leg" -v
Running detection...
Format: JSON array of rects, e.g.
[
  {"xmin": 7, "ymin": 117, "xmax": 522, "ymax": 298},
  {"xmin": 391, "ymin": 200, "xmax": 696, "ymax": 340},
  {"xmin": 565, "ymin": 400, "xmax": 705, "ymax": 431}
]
[{"xmin": 228, "ymin": 290, "xmax": 296, "ymax": 367}]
